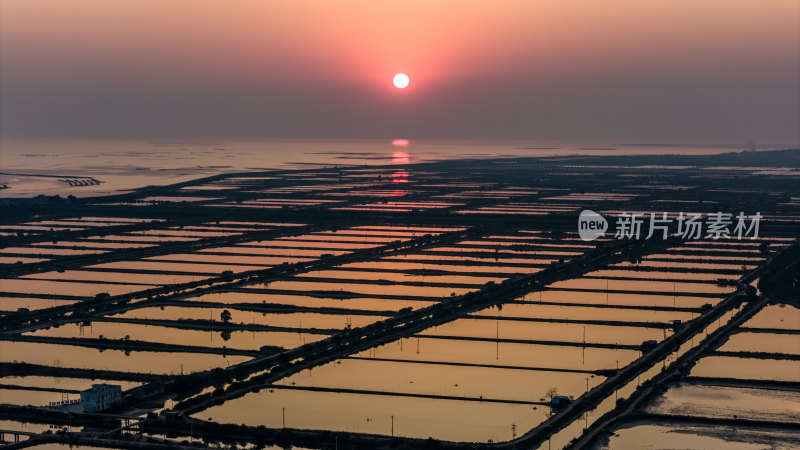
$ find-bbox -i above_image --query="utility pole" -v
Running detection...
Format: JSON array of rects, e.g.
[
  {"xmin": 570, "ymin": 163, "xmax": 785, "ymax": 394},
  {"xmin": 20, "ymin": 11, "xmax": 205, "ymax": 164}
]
[
  {"xmin": 282, "ymin": 407, "xmax": 286, "ymax": 428},
  {"xmin": 582, "ymin": 326, "xmax": 586, "ymax": 364},
  {"xmin": 391, "ymin": 415, "xmax": 394, "ymax": 437}
]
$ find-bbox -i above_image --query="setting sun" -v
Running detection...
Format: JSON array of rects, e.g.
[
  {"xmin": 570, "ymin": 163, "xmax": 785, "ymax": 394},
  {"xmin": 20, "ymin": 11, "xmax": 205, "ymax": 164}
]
[{"xmin": 393, "ymin": 73, "xmax": 409, "ymax": 89}]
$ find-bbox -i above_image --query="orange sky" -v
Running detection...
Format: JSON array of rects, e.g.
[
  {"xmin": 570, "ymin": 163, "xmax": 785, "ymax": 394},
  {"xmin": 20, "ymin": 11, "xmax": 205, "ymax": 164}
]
[{"xmin": 1, "ymin": 0, "xmax": 798, "ymax": 142}]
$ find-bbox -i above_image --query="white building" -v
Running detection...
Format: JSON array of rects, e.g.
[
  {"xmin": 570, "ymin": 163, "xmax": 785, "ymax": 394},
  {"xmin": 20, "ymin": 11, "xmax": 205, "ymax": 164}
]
[{"xmin": 80, "ymin": 384, "xmax": 122, "ymax": 413}]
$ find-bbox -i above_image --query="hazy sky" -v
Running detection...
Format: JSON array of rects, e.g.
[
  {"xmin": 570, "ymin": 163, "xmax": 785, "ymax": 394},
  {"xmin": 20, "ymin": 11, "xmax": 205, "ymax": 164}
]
[{"xmin": 1, "ymin": 0, "xmax": 798, "ymax": 143}]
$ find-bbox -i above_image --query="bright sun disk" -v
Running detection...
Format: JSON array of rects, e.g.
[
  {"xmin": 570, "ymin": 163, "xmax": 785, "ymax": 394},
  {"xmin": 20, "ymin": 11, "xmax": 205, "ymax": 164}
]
[{"xmin": 393, "ymin": 73, "xmax": 409, "ymax": 89}]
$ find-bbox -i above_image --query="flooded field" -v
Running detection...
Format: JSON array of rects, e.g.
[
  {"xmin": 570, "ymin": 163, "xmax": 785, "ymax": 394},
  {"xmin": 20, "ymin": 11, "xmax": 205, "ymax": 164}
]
[
  {"xmin": 0, "ymin": 341, "xmax": 249, "ymax": 375},
  {"xmin": 719, "ymin": 332, "xmax": 800, "ymax": 354},
  {"xmin": 690, "ymin": 356, "xmax": 800, "ymax": 382},
  {"xmin": 113, "ymin": 306, "xmax": 386, "ymax": 330},
  {"xmin": 0, "ymin": 296, "xmax": 77, "ymax": 312},
  {"xmin": 184, "ymin": 290, "xmax": 436, "ymax": 311},
  {"xmin": 646, "ymin": 382, "xmax": 800, "ymax": 423},
  {"xmin": 199, "ymin": 387, "xmax": 540, "ymax": 442},
  {"xmin": 26, "ymin": 321, "xmax": 326, "ymax": 351},
  {"xmin": 357, "ymin": 336, "xmax": 639, "ymax": 371},
  {"xmin": 0, "ymin": 278, "xmax": 157, "ymax": 296},
  {"xmin": 742, "ymin": 304, "xmax": 800, "ymax": 329},
  {"xmin": 599, "ymin": 422, "xmax": 800, "ymax": 449}
]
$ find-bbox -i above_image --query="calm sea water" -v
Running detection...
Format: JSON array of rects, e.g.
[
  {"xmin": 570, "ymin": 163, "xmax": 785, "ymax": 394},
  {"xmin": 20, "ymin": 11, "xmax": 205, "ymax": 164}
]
[{"xmin": 0, "ymin": 138, "xmax": 779, "ymax": 198}]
